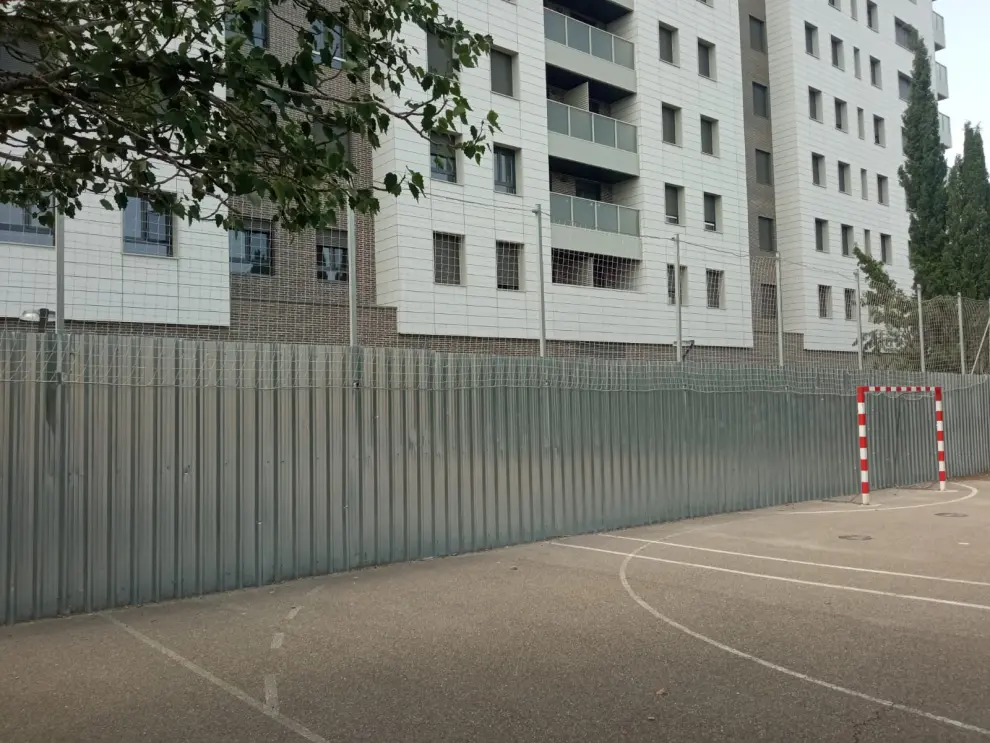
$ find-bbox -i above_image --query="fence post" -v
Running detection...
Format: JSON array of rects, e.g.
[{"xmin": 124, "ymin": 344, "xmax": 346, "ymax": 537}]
[
  {"xmin": 533, "ymin": 204, "xmax": 547, "ymax": 358},
  {"xmin": 775, "ymin": 252, "xmax": 784, "ymax": 367},
  {"xmin": 674, "ymin": 234, "xmax": 682, "ymax": 363},
  {"xmin": 916, "ymin": 285, "xmax": 926, "ymax": 374},
  {"xmin": 958, "ymin": 292, "xmax": 965, "ymax": 373},
  {"xmin": 855, "ymin": 270, "xmax": 864, "ymax": 371},
  {"xmin": 347, "ymin": 204, "xmax": 358, "ymax": 347}
]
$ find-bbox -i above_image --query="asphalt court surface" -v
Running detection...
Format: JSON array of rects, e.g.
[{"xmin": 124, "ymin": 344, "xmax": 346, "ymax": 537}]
[{"xmin": 1, "ymin": 482, "xmax": 989, "ymax": 742}]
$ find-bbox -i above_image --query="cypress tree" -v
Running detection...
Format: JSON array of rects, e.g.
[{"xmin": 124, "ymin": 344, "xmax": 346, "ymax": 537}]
[
  {"xmin": 898, "ymin": 39, "xmax": 949, "ymax": 297},
  {"xmin": 945, "ymin": 123, "xmax": 990, "ymax": 299}
]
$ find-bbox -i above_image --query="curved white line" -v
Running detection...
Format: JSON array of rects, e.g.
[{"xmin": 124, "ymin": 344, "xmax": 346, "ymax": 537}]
[
  {"xmin": 784, "ymin": 483, "xmax": 977, "ymax": 514},
  {"xmin": 616, "ymin": 544, "xmax": 990, "ymax": 738}
]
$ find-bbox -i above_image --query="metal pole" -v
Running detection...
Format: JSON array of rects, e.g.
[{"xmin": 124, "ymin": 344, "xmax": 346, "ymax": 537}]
[
  {"xmin": 774, "ymin": 252, "xmax": 784, "ymax": 367},
  {"xmin": 855, "ymin": 271, "xmax": 864, "ymax": 371},
  {"xmin": 916, "ymin": 285, "xmax": 926, "ymax": 374},
  {"xmin": 674, "ymin": 234, "xmax": 682, "ymax": 363},
  {"xmin": 533, "ymin": 204, "xmax": 547, "ymax": 357},
  {"xmin": 54, "ymin": 206, "xmax": 68, "ymax": 615},
  {"xmin": 958, "ymin": 292, "xmax": 966, "ymax": 374},
  {"xmin": 347, "ymin": 204, "xmax": 358, "ymax": 347}
]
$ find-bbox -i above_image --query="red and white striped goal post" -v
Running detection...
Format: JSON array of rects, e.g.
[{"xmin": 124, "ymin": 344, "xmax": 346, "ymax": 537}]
[{"xmin": 856, "ymin": 385, "xmax": 946, "ymax": 505}]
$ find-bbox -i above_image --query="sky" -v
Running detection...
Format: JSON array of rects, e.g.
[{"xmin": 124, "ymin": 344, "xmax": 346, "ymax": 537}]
[{"xmin": 937, "ymin": 0, "xmax": 988, "ymax": 162}]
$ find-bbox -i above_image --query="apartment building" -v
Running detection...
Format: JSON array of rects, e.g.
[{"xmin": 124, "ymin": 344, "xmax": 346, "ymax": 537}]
[{"xmin": 0, "ymin": 0, "xmax": 951, "ymax": 361}]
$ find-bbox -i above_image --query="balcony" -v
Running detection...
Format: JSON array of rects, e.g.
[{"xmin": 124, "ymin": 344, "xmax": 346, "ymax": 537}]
[
  {"xmin": 546, "ymin": 100, "xmax": 639, "ymax": 179},
  {"xmin": 544, "ymin": 9, "xmax": 636, "ymax": 98},
  {"xmin": 933, "ymin": 12, "xmax": 945, "ymax": 51},
  {"xmin": 940, "ymin": 112, "xmax": 952, "ymax": 149},
  {"xmin": 549, "ymin": 0, "xmax": 633, "ymax": 25},
  {"xmin": 935, "ymin": 61, "xmax": 949, "ymax": 100},
  {"xmin": 549, "ymin": 193, "xmax": 642, "ymax": 260}
]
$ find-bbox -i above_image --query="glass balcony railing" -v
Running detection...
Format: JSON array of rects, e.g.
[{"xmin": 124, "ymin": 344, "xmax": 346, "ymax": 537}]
[
  {"xmin": 549, "ymin": 193, "xmax": 640, "ymax": 237},
  {"xmin": 544, "ymin": 9, "xmax": 635, "ymax": 70},
  {"xmin": 935, "ymin": 61, "xmax": 949, "ymax": 98},
  {"xmin": 546, "ymin": 100, "xmax": 637, "ymax": 153},
  {"xmin": 933, "ymin": 12, "xmax": 945, "ymax": 49}
]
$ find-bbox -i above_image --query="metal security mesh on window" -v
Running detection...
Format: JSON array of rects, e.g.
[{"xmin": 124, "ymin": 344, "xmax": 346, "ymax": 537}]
[
  {"xmin": 496, "ymin": 241, "xmax": 521, "ymax": 290},
  {"xmin": 493, "ymin": 146, "xmax": 516, "ymax": 194},
  {"xmin": 845, "ymin": 289, "xmax": 856, "ymax": 320},
  {"xmin": 124, "ymin": 196, "xmax": 172, "ymax": 257},
  {"xmin": 0, "ymin": 202, "xmax": 53, "ymax": 246},
  {"xmin": 430, "ymin": 134, "xmax": 457, "ymax": 182},
  {"xmin": 229, "ymin": 221, "xmax": 273, "ymax": 275},
  {"xmin": 666, "ymin": 264, "xmax": 687, "ymax": 305},
  {"xmin": 705, "ymin": 269, "xmax": 724, "ymax": 309},
  {"xmin": 433, "ymin": 232, "xmax": 462, "ymax": 285},
  {"xmin": 818, "ymin": 285, "xmax": 832, "ymax": 318},
  {"xmin": 759, "ymin": 283, "xmax": 777, "ymax": 319},
  {"xmin": 491, "ymin": 50, "xmax": 514, "ymax": 96},
  {"xmin": 316, "ymin": 229, "xmax": 348, "ymax": 281}
]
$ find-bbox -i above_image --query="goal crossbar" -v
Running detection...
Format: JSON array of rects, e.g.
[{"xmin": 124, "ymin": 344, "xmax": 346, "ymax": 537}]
[{"xmin": 857, "ymin": 385, "xmax": 946, "ymax": 505}]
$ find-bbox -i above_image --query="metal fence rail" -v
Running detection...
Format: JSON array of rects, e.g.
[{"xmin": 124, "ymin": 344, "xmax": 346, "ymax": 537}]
[{"xmin": 3, "ymin": 331, "xmax": 990, "ymax": 624}]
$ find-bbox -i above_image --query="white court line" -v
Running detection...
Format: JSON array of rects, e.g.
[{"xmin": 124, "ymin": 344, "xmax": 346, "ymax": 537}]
[
  {"xmin": 600, "ymin": 535, "xmax": 990, "ymax": 588},
  {"xmin": 784, "ymin": 483, "xmax": 976, "ymax": 514},
  {"xmin": 550, "ymin": 542, "xmax": 990, "ymax": 612},
  {"xmin": 103, "ymin": 613, "xmax": 330, "ymax": 743},
  {"xmin": 610, "ymin": 544, "xmax": 990, "ymax": 738},
  {"xmin": 286, "ymin": 606, "xmax": 301, "ymax": 622},
  {"xmin": 271, "ymin": 632, "xmax": 285, "ymax": 650},
  {"xmin": 264, "ymin": 674, "xmax": 280, "ymax": 714}
]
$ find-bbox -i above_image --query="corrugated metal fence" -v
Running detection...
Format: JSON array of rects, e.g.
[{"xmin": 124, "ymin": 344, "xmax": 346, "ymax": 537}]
[{"xmin": 3, "ymin": 331, "xmax": 990, "ymax": 624}]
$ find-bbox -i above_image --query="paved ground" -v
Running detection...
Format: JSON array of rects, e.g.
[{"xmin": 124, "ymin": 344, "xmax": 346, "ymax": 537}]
[{"xmin": 2, "ymin": 482, "xmax": 990, "ymax": 742}]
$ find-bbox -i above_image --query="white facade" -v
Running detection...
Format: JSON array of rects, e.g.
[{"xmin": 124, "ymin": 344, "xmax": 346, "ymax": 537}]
[
  {"xmin": 766, "ymin": 0, "xmax": 943, "ymax": 352},
  {"xmin": 0, "ymin": 187, "xmax": 229, "ymax": 327},
  {"xmin": 372, "ymin": 0, "xmax": 753, "ymax": 348}
]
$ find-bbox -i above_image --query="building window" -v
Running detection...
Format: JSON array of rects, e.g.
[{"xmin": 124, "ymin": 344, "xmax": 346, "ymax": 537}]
[
  {"xmin": 759, "ymin": 283, "xmax": 778, "ymax": 319},
  {"xmin": 427, "ymin": 32, "xmax": 453, "ymax": 76},
  {"xmin": 834, "ymin": 98, "xmax": 848, "ymax": 131},
  {"xmin": 874, "ymin": 115, "xmax": 886, "ymax": 146},
  {"xmin": 697, "ymin": 39, "xmax": 715, "ymax": 79},
  {"xmin": 805, "ymin": 23, "xmax": 819, "ymax": 56},
  {"xmin": 316, "ymin": 229, "xmax": 348, "ymax": 281},
  {"xmin": 755, "ymin": 149, "xmax": 773, "ymax": 185},
  {"xmin": 225, "ymin": 3, "xmax": 268, "ymax": 47},
  {"xmin": 752, "ymin": 82, "xmax": 770, "ymax": 118},
  {"xmin": 861, "ymin": 168, "xmax": 869, "ymax": 199},
  {"xmin": 863, "ymin": 229, "xmax": 872, "ymax": 256},
  {"xmin": 433, "ymin": 232, "xmax": 463, "ymax": 285},
  {"xmin": 700, "ymin": 116, "xmax": 718, "ymax": 155},
  {"xmin": 845, "ymin": 289, "xmax": 856, "ymax": 320},
  {"xmin": 870, "ymin": 56, "xmax": 882, "ymax": 87},
  {"xmin": 703, "ymin": 193, "xmax": 720, "ymax": 232},
  {"xmin": 809, "ymin": 88, "xmax": 822, "ymax": 121},
  {"xmin": 666, "ymin": 264, "xmax": 688, "ymax": 305},
  {"xmin": 705, "ymin": 269, "xmax": 724, "ymax": 309},
  {"xmin": 311, "ymin": 20, "xmax": 344, "ymax": 67},
  {"xmin": 491, "ymin": 49, "xmax": 514, "ymax": 97},
  {"xmin": 898, "ymin": 72, "xmax": 912, "ymax": 101},
  {"xmin": 759, "ymin": 216, "xmax": 776, "ymax": 252},
  {"xmin": 830, "ymin": 36, "xmax": 844, "ymax": 69},
  {"xmin": 866, "ymin": 1, "xmax": 878, "ymax": 31},
  {"xmin": 857, "ymin": 107, "xmax": 865, "ymax": 139},
  {"xmin": 815, "ymin": 218, "xmax": 828, "ymax": 252},
  {"xmin": 551, "ymin": 249, "xmax": 586, "ymax": 286},
  {"xmin": 829, "ymin": 0, "xmax": 840, "ymax": 9},
  {"xmin": 854, "ymin": 47, "xmax": 862, "ymax": 78},
  {"xmin": 593, "ymin": 257, "xmax": 637, "ymax": 290},
  {"xmin": 838, "ymin": 162, "xmax": 851, "ymax": 193},
  {"xmin": 841, "ymin": 224, "xmax": 853, "ymax": 256},
  {"xmin": 658, "ymin": 23, "xmax": 678, "ymax": 65},
  {"xmin": 493, "ymin": 146, "xmax": 517, "ymax": 194},
  {"xmin": 895, "ymin": 18, "xmax": 917, "ymax": 49},
  {"xmin": 851, "ymin": 0, "xmax": 858, "ymax": 20},
  {"xmin": 880, "ymin": 234, "xmax": 892, "ymax": 264},
  {"xmin": 750, "ymin": 16, "xmax": 766, "ymax": 52},
  {"xmin": 664, "ymin": 184, "xmax": 683, "ymax": 225},
  {"xmin": 818, "ymin": 285, "xmax": 832, "ymax": 319},
  {"xmin": 430, "ymin": 133, "xmax": 457, "ymax": 182},
  {"xmin": 812, "ymin": 153, "xmax": 825, "ymax": 186},
  {"xmin": 574, "ymin": 178, "xmax": 602, "ymax": 201},
  {"xmin": 877, "ymin": 174, "xmax": 889, "ymax": 204},
  {"xmin": 0, "ymin": 202, "xmax": 53, "ymax": 246},
  {"xmin": 229, "ymin": 220, "xmax": 273, "ymax": 275},
  {"xmin": 662, "ymin": 104, "xmax": 680, "ymax": 144},
  {"xmin": 496, "ymin": 241, "xmax": 522, "ymax": 290},
  {"xmin": 123, "ymin": 196, "xmax": 173, "ymax": 257}
]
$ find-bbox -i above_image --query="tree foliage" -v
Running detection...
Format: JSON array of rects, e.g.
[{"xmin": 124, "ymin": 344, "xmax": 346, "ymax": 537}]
[
  {"xmin": 945, "ymin": 122, "xmax": 990, "ymax": 299},
  {"xmin": 898, "ymin": 38, "xmax": 949, "ymax": 297},
  {"xmin": 0, "ymin": 0, "xmax": 498, "ymax": 229}
]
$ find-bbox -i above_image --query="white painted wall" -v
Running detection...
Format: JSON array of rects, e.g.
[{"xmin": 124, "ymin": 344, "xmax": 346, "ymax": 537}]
[
  {"xmin": 373, "ymin": 0, "xmax": 752, "ymax": 348},
  {"xmin": 0, "ymin": 186, "xmax": 229, "ymax": 327},
  {"xmin": 767, "ymin": 0, "xmax": 938, "ymax": 353}
]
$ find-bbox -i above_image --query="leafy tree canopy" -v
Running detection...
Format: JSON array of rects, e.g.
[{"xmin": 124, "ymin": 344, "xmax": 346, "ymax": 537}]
[{"xmin": 0, "ymin": 0, "xmax": 498, "ymax": 229}]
